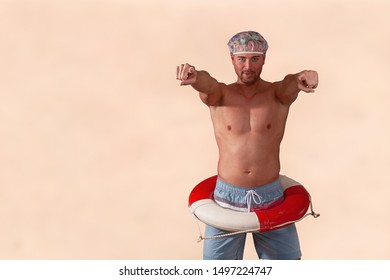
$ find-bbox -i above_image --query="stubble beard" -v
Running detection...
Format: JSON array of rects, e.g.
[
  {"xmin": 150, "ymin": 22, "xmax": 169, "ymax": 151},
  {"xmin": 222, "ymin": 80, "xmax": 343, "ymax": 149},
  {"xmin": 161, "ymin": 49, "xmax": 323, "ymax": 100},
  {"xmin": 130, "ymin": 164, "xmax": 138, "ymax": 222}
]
[{"xmin": 240, "ymin": 71, "xmax": 258, "ymax": 85}]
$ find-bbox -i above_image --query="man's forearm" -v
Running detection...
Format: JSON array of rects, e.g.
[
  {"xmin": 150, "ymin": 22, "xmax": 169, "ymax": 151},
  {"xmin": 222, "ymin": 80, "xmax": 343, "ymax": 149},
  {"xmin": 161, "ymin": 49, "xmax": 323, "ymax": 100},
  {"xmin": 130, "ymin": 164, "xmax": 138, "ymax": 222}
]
[
  {"xmin": 284, "ymin": 74, "xmax": 301, "ymax": 91},
  {"xmin": 191, "ymin": 70, "xmax": 220, "ymax": 95},
  {"xmin": 277, "ymin": 71, "xmax": 318, "ymax": 104},
  {"xmin": 275, "ymin": 74, "xmax": 300, "ymax": 104}
]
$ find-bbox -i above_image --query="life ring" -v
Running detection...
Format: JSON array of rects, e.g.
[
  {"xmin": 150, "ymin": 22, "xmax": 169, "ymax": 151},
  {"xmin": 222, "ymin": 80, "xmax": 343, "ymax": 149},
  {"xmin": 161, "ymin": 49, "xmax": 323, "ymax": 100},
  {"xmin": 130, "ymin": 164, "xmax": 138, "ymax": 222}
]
[{"xmin": 188, "ymin": 175, "xmax": 319, "ymax": 233}]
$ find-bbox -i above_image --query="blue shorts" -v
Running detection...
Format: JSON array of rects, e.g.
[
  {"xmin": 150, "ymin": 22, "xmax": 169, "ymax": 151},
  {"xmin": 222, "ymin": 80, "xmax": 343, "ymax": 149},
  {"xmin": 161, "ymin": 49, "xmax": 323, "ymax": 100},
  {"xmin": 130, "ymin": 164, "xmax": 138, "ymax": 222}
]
[{"xmin": 203, "ymin": 178, "xmax": 302, "ymax": 260}]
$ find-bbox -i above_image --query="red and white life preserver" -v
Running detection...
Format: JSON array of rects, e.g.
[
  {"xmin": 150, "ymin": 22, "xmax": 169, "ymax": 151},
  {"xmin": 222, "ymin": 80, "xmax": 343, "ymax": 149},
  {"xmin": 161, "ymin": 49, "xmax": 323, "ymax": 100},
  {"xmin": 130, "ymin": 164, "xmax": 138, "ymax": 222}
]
[{"xmin": 188, "ymin": 175, "xmax": 318, "ymax": 233}]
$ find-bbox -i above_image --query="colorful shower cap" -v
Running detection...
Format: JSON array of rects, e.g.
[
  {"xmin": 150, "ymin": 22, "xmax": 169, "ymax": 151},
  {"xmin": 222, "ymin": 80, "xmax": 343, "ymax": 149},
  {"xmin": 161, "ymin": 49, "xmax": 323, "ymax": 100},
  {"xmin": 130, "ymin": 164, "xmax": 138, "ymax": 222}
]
[{"xmin": 227, "ymin": 31, "xmax": 268, "ymax": 55}]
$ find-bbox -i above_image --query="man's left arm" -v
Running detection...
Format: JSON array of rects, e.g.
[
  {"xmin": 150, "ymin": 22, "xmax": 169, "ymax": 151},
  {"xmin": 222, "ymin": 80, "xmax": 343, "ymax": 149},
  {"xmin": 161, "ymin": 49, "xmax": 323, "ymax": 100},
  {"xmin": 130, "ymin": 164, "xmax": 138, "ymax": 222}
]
[{"xmin": 275, "ymin": 70, "xmax": 319, "ymax": 105}]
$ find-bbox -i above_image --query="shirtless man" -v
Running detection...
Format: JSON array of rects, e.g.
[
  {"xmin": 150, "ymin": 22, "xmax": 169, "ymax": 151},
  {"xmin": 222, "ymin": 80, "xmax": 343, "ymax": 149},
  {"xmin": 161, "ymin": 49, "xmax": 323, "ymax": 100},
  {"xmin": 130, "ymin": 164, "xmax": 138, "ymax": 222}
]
[{"xmin": 177, "ymin": 31, "xmax": 318, "ymax": 260}]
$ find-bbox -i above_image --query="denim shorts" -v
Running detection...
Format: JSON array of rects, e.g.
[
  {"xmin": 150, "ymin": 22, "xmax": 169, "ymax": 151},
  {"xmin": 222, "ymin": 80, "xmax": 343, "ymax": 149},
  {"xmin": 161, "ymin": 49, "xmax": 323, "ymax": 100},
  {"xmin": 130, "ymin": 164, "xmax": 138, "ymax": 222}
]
[{"xmin": 203, "ymin": 177, "xmax": 302, "ymax": 260}]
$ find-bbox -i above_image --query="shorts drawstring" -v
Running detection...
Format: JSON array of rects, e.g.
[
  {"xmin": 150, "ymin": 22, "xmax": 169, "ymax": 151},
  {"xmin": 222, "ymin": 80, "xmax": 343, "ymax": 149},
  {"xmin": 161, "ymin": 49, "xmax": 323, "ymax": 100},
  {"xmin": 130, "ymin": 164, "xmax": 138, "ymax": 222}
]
[{"xmin": 245, "ymin": 190, "xmax": 263, "ymax": 212}]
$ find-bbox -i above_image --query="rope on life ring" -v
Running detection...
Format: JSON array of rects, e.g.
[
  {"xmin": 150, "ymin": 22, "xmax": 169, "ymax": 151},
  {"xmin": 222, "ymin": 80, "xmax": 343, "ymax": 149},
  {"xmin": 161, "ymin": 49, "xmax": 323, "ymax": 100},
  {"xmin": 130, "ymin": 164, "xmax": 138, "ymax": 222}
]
[{"xmin": 188, "ymin": 175, "xmax": 319, "ymax": 241}]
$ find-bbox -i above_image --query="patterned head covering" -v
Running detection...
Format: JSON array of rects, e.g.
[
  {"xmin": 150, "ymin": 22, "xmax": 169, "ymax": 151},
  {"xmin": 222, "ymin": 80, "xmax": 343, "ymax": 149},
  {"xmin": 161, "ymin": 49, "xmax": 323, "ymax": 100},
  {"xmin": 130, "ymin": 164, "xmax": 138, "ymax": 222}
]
[{"xmin": 227, "ymin": 31, "xmax": 268, "ymax": 55}]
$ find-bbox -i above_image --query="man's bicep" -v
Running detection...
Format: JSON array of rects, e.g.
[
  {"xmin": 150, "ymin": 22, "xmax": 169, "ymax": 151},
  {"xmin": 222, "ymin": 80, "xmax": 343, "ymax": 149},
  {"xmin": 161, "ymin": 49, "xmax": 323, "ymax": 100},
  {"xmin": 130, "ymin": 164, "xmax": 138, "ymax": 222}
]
[{"xmin": 199, "ymin": 83, "xmax": 224, "ymax": 106}]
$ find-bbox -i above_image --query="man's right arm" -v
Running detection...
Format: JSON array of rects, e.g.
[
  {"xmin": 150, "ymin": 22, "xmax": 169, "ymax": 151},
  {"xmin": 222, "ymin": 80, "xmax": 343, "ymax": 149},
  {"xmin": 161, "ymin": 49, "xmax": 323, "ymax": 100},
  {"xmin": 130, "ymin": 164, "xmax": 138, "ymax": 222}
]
[{"xmin": 177, "ymin": 63, "xmax": 223, "ymax": 106}]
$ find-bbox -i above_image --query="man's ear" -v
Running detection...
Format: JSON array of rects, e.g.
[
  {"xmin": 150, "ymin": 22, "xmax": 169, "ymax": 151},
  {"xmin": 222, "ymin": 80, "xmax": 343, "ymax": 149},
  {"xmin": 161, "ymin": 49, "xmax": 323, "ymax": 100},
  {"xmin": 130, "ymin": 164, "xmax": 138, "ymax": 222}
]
[{"xmin": 230, "ymin": 53, "xmax": 235, "ymax": 64}]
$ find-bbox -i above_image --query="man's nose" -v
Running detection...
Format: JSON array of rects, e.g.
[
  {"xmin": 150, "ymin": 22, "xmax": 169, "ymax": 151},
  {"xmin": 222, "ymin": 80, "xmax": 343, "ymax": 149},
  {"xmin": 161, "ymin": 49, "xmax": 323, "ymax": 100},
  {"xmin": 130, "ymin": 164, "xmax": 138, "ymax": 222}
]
[{"xmin": 244, "ymin": 59, "xmax": 252, "ymax": 69}]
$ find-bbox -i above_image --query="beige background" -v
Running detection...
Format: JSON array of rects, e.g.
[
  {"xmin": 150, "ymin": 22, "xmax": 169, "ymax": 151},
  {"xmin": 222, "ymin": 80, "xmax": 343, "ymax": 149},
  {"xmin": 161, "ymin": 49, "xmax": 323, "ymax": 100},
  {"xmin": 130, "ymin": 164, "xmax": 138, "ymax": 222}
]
[{"xmin": 1, "ymin": 0, "xmax": 389, "ymax": 259}]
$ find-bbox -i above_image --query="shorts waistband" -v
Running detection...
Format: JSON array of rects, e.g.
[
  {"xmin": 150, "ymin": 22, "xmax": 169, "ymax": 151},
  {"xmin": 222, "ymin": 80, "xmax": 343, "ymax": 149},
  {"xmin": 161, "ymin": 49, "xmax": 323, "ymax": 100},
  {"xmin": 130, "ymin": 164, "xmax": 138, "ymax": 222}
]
[
  {"xmin": 214, "ymin": 177, "xmax": 284, "ymax": 212},
  {"xmin": 215, "ymin": 177, "xmax": 281, "ymax": 193}
]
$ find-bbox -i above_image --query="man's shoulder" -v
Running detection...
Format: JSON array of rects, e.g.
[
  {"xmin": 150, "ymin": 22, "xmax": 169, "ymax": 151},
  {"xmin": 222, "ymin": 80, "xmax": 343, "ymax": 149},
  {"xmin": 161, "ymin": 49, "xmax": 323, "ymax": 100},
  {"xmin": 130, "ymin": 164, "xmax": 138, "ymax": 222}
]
[
  {"xmin": 224, "ymin": 81, "xmax": 237, "ymax": 87},
  {"xmin": 261, "ymin": 80, "xmax": 277, "ymax": 91}
]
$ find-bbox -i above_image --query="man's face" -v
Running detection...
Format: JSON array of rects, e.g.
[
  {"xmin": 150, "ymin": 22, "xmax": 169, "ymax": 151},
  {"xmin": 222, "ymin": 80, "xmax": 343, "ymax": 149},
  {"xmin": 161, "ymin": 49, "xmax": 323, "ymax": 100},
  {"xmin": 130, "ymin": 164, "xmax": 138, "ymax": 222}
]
[{"xmin": 231, "ymin": 54, "xmax": 265, "ymax": 85}]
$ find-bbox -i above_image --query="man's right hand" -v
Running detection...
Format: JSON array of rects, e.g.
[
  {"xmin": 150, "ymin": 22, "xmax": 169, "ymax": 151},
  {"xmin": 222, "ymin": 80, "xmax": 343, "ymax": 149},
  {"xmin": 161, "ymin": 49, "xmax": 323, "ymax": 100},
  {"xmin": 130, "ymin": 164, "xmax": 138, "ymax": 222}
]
[{"xmin": 176, "ymin": 63, "xmax": 197, "ymax": 86}]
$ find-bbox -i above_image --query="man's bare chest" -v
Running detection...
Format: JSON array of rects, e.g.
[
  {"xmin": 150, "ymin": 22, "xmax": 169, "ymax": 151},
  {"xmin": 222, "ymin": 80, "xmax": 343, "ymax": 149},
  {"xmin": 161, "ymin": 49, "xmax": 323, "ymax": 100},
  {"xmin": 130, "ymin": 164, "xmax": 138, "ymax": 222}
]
[{"xmin": 211, "ymin": 102, "xmax": 279, "ymax": 134}]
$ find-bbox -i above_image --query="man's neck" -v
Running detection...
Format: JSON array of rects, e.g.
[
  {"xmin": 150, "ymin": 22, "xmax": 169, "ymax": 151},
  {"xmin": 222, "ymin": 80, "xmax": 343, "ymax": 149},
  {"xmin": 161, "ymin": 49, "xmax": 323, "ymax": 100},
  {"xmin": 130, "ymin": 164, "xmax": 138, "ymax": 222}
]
[{"xmin": 236, "ymin": 78, "xmax": 264, "ymax": 96}]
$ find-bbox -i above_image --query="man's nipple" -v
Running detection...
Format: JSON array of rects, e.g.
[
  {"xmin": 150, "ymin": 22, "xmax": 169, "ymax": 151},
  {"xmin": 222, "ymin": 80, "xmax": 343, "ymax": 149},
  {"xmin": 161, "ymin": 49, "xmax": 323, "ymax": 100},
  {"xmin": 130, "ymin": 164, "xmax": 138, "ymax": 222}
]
[{"xmin": 227, "ymin": 125, "xmax": 232, "ymax": 131}]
